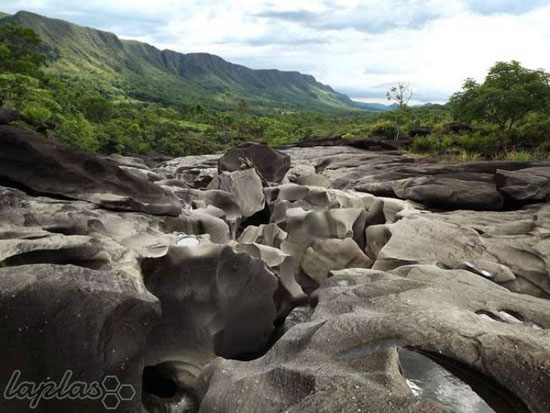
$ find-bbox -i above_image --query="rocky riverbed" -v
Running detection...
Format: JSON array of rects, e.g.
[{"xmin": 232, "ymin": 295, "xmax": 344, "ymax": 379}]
[{"xmin": 1, "ymin": 121, "xmax": 549, "ymax": 413}]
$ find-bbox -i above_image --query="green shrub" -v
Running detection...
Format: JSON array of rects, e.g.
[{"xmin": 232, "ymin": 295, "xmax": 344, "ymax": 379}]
[
  {"xmin": 515, "ymin": 112, "xmax": 550, "ymax": 146},
  {"xmin": 457, "ymin": 150, "xmax": 482, "ymax": 162},
  {"xmin": 368, "ymin": 120, "xmax": 397, "ymax": 139},
  {"xmin": 454, "ymin": 133, "xmax": 497, "ymax": 152},
  {"xmin": 412, "ymin": 135, "xmax": 439, "ymax": 152},
  {"xmin": 499, "ymin": 150, "xmax": 550, "ymax": 162},
  {"xmin": 55, "ymin": 113, "xmax": 99, "ymax": 152},
  {"xmin": 22, "ymin": 103, "xmax": 52, "ymax": 123}
]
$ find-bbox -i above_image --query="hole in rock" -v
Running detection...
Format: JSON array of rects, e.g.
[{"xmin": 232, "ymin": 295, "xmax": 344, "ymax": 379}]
[
  {"xmin": 498, "ymin": 310, "xmax": 543, "ymax": 329},
  {"xmin": 142, "ymin": 365, "xmax": 198, "ymax": 413},
  {"xmin": 0, "ymin": 249, "xmax": 110, "ymax": 270},
  {"xmin": 45, "ymin": 226, "xmax": 88, "ymax": 236},
  {"xmin": 464, "ymin": 261, "xmax": 494, "ymax": 279},
  {"xmin": 237, "ymin": 204, "xmax": 271, "ymax": 237},
  {"xmin": 475, "ymin": 310, "xmax": 501, "ymax": 322},
  {"xmin": 399, "ymin": 347, "xmax": 530, "ymax": 413},
  {"xmin": 477, "ymin": 310, "xmax": 544, "ymax": 330},
  {"xmin": 497, "ymin": 310, "xmax": 524, "ymax": 324},
  {"xmin": 228, "ymin": 302, "xmax": 316, "ymax": 362},
  {"xmin": 266, "ymin": 305, "xmax": 315, "ymax": 348},
  {"xmin": 142, "ymin": 366, "xmax": 178, "ymax": 399}
]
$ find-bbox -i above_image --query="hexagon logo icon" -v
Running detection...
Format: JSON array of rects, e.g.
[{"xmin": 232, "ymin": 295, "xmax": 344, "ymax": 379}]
[
  {"xmin": 101, "ymin": 376, "xmax": 121, "ymax": 393},
  {"xmin": 117, "ymin": 384, "xmax": 136, "ymax": 401},
  {"xmin": 101, "ymin": 393, "xmax": 121, "ymax": 410}
]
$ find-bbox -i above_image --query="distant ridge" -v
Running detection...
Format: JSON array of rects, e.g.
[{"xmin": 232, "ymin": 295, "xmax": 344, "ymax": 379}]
[
  {"xmin": 0, "ymin": 10, "xmax": 375, "ymax": 112},
  {"xmin": 353, "ymin": 101, "xmax": 399, "ymax": 111}
]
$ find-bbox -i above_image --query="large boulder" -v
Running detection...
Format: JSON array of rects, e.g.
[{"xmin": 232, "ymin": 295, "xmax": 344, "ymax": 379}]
[
  {"xmin": 495, "ymin": 168, "xmax": 550, "ymax": 202},
  {"xmin": 392, "ymin": 177, "xmax": 505, "ymax": 210},
  {"xmin": 0, "ymin": 264, "xmax": 160, "ymax": 413},
  {"xmin": 216, "ymin": 169, "xmax": 265, "ymax": 218},
  {"xmin": 218, "ymin": 142, "xmax": 291, "ymax": 183},
  {"xmin": 0, "ymin": 125, "xmax": 181, "ymax": 216},
  {"xmin": 370, "ymin": 215, "xmax": 487, "ymax": 271}
]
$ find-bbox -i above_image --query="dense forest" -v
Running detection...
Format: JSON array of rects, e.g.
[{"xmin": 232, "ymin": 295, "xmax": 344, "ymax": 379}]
[{"xmin": 1, "ymin": 21, "xmax": 549, "ymax": 161}]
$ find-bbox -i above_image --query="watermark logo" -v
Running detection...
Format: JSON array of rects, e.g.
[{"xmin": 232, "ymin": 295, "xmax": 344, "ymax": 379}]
[{"xmin": 3, "ymin": 370, "xmax": 136, "ymax": 410}]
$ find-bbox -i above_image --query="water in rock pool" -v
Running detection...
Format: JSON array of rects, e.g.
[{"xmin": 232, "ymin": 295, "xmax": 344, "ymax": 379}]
[{"xmin": 398, "ymin": 348, "xmax": 495, "ymax": 413}]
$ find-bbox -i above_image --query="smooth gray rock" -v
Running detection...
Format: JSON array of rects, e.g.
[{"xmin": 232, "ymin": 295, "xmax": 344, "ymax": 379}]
[
  {"xmin": 173, "ymin": 188, "xmax": 242, "ymax": 222},
  {"xmin": 142, "ymin": 244, "xmax": 279, "ymax": 391},
  {"xmin": 0, "ymin": 264, "xmax": 160, "ymax": 413},
  {"xmin": 393, "ymin": 177, "xmax": 505, "ymax": 210},
  {"xmin": 217, "ymin": 169, "xmax": 265, "ymax": 218},
  {"xmin": 238, "ymin": 223, "xmax": 288, "ymax": 248},
  {"xmin": 199, "ymin": 265, "xmax": 550, "ymax": 413},
  {"xmin": 1, "ymin": 140, "xmax": 550, "ymax": 413},
  {"xmin": 495, "ymin": 168, "xmax": 550, "ymax": 202},
  {"xmin": 296, "ymin": 173, "xmax": 330, "ymax": 188},
  {"xmin": 281, "ymin": 145, "xmax": 550, "ymax": 211},
  {"xmin": 301, "ymin": 237, "xmax": 372, "ymax": 283},
  {"xmin": 0, "ymin": 125, "xmax": 181, "ymax": 216},
  {"xmin": 218, "ymin": 142, "xmax": 291, "ymax": 183}
]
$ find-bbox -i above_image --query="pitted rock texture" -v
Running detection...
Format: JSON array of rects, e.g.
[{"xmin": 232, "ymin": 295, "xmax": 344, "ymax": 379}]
[
  {"xmin": 199, "ymin": 265, "xmax": 550, "ymax": 413},
  {"xmin": 0, "ymin": 136, "xmax": 550, "ymax": 413}
]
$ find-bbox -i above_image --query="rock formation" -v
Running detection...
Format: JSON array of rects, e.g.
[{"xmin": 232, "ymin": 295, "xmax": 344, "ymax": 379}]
[
  {"xmin": 0, "ymin": 125, "xmax": 181, "ymax": 216},
  {"xmin": 1, "ymin": 123, "xmax": 549, "ymax": 412},
  {"xmin": 218, "ymin": 142, "xmax": 291, "ymax": 184}
]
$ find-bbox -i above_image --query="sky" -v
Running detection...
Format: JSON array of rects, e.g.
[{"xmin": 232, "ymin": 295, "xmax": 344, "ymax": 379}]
[{"xmin": 2, "ymin": 0, "xmax": 550, "ymax": 104}]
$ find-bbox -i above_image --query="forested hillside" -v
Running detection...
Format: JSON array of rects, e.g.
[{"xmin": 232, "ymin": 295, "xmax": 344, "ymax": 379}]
[
  {"xmin": 0, "ymin": 10, "xmax": 357, "ymax": 112},
  {"xmin": 0, "ymin": 10, "xmax": 549, "ymax": 161}
]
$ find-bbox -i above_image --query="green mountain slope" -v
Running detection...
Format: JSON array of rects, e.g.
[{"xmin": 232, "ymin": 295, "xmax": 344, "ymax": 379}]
[
  {"xmin": 0, "ymin": 12, "xmax": 9, "ymax": 19},
  {"xmin": 1, "ymin": 10, "xmax": 359, "ymax": 111}
]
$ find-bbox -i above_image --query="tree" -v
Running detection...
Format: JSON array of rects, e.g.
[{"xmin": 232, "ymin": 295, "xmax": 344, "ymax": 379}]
[
  {"xmin": 79, "ymin": 94, "xmax": 113, "ymax": 122},
  {"xmin": 223, "ymin": 92, "xmax": 232, "ymax": 111},
  {"xmin": 0, "ymin": 73, "xmax": 51, "ymax": 110},
  {"xmin": 385, "ymin": 83, "xmax": 413, "ymax": 140},
  {"xmin": 238, "ymin": 99, "xmax": 249, "ymax": 116},
  {"xmin": 0, "ymin": 23, "xmax": 45, "ymax": 77},
  {"xmin": 450, "ymin": 61, "xmax": 550, "ymax": 152},
  {"xmin": 386, "ymin": 83, "xmax": 413, "ymax": 109}
]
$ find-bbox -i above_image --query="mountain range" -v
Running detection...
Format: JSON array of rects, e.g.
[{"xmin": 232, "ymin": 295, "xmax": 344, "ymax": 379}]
[{"xmin": 0, "ymin": 10, "xmax": 391, "ymax": 112}]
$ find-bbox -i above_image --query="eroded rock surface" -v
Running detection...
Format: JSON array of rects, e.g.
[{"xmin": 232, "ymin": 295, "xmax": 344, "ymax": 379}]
[
  {"xmin": 218, "ymin": 142, "xmax": 291, "ymax": 183},
  {"xmin": 199, "ymin": 266, "xmax": 550, "ymax": 413},
  {"xmin": 0, "ymin": 264, "xmax": 159, "ymax": 413},
  {"xmin": 0, "ymin": 126, "xmax": 181, "ymax": 216},
  {"xmin": 0, "ymin": 134, "xmax": 549, "ymax": 412},
  {"xmin": 141, "ymin": 244, "xmax": 279, "ymax": 392}
]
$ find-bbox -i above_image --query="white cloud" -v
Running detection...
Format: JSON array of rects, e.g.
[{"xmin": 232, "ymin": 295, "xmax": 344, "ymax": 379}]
[{"xmin": 2, "ymin": 0, "xmax": 550, "ymax": 103}]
